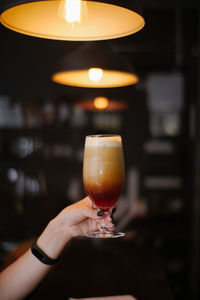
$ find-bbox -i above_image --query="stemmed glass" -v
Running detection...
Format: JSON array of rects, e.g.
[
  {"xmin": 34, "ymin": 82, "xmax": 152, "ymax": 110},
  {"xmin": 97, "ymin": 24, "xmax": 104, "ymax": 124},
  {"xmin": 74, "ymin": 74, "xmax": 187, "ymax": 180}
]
[{"xmin": 83, "ymin": 134, "xmax": 125, "ymax": 238}]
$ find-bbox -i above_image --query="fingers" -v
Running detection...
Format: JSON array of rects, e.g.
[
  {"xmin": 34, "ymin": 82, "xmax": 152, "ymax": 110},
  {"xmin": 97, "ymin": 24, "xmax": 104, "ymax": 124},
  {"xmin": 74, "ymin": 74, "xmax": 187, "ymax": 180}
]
[
  {"xmin": 108, "ymin": 206, "xmax": 117, "ymax": 215},
  {"xmin": 79, "ymin": 196, "xmax": 106, "ymax": 219},
  {"xmin": 80, "ymin": 205, "xmax": 99, "ymax": 220},
  {"xmin": 80, "ymin": 196, "xmax": 94, "ymax": 207},
  {"xmin": 71, "ymin": 196, "xmax": 116, "ymax": 231},
  {"xmin": 111, "ymin": 207, "xmax": 117, "ymax": 214},
  {"xmin": 76, "ymin": 199, "xmax": 100, "ymax": 220},
  {"xmin": 70, "ymin": 207, "xmax": 114, "ymax": 237},
  {"xmin": 77, "ymin": 218, "xmax": 102, "ymax": 236},
  {"xmin": 79, "ymin": 197, "xmax": 117, "ymax": 222},
  {"xmin": 97, "ymin": 210, "xmax": 104, "ymax": 217},
  {"xmin": 87, "ymin": 216, "xmax": 114, "ymax": 234}
]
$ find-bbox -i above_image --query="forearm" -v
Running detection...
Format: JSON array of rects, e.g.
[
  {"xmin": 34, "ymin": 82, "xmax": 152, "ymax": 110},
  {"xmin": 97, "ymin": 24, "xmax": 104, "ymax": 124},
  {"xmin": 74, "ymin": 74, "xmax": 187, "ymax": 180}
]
[
  {"xmin": 0, "ymin": 196, "xmax": 100, "ymax": 300},
  {"xmin": 0, "ymin": 249, "xmax": 50, "ymax": 300},
  {"xmin": 0, "ymin": 218, "xmax": 72, "ymax": 300}
]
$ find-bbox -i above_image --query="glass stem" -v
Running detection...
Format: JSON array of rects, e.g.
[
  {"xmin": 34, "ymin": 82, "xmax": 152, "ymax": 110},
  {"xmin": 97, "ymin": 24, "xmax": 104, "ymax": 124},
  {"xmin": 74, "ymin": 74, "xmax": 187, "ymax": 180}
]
[{"xmin": 98, "ymin": 208, "xmax": 111, "ymax": 232}]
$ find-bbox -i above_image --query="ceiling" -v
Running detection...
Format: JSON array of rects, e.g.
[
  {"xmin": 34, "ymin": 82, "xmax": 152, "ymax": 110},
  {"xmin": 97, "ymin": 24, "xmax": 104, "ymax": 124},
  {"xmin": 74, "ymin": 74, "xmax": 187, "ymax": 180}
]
[{"xmin": 0, "ymin": 0, "xmax": 198, "ymax": 102}]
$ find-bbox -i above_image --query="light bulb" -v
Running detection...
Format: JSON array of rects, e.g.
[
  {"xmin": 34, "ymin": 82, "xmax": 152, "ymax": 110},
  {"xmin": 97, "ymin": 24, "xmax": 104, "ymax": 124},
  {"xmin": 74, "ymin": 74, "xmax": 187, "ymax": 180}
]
[
  {"xmin": 88, "ymin": 68, "xmax": 104, "ymax": 82},
  {"xmin": 59, "ymin": 0, "xmax": 87, "ymax": 25},
  {"xmin": 65, "ymin": 0, "xmax": 81, "ymax": 23},
  {"xmin": 93, "ymin": 97, "xmax": 109, "ymax": 110}
]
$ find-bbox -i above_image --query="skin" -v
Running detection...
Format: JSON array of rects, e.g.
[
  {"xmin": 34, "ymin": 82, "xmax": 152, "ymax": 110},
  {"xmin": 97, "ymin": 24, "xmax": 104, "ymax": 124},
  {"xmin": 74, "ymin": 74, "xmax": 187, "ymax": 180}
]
[{"xmin": 0, "ymin": 197, "xmax": 113, "ymax": 300}]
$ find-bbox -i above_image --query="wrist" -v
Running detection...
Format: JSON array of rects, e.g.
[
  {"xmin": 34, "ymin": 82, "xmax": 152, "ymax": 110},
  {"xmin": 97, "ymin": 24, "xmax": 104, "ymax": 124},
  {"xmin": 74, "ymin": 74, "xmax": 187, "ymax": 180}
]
[
  {"xmin": 31, "ymin": 240, "xmax": 59, "ymax": 265},
  {"xmin": 36, "ymin": 217, "xmax": 72, "ymax": 260}
]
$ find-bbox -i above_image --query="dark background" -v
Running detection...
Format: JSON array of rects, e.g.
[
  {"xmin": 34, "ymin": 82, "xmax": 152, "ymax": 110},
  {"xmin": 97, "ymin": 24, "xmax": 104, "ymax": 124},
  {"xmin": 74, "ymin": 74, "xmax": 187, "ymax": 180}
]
[{"xmin": 0, "ymin": 1, "xmax": 199, "ymax": 300}]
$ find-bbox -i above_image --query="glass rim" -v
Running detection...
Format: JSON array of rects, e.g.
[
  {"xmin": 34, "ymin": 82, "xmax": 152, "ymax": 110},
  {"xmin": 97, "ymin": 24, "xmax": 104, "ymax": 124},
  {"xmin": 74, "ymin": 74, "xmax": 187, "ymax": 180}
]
[{"xmin": 86, "ymin": 134, "xmax": 121, "ymax": 138}]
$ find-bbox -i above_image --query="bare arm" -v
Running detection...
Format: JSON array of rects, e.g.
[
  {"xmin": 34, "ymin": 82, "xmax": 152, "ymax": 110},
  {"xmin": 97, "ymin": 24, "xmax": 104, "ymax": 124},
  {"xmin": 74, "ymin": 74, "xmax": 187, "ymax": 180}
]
[{"xmin": 0, "ymin": 197, "xmax": 112, "ymax": 300}]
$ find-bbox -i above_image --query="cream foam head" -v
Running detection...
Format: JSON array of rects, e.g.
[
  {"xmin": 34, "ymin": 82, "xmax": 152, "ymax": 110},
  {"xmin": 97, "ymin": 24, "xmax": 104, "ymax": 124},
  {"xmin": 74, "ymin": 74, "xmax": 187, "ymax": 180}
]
[{"xmin": 85, "ymin": 135, "xmax": 122, "ymax": 147}]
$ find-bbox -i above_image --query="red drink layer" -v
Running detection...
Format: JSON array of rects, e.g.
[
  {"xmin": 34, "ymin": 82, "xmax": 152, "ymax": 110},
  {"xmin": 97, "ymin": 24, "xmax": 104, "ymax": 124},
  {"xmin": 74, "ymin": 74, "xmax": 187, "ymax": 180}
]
[{"xmin": 85, "ymin": 184, "xmax": 123, "ymax": 209}]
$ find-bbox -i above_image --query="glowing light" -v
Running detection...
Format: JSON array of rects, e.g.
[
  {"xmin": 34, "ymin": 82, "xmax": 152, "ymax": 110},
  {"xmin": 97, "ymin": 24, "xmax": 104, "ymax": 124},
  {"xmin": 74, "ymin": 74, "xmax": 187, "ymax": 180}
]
[
  {"xmin": 93, "ymin": 97, "xmax": 109, "ymax": 110},
  {"xmin": 88, "ymin": 68, "xmax": 103, "ymax": 82},
  {"xmin": 0, "ymin": 1, "xmax": 145, "ymax": 41},
  {"xmin": 64, "ymin": 0, "xmax": 81, "ymax": 23}
]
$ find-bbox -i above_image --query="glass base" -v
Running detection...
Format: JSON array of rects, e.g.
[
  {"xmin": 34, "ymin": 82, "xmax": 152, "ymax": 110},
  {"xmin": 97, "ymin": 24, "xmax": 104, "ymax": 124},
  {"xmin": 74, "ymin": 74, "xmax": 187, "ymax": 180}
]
[{"xmin": 86, "ymin": 230, "xmax": 125, "ymax": 239}]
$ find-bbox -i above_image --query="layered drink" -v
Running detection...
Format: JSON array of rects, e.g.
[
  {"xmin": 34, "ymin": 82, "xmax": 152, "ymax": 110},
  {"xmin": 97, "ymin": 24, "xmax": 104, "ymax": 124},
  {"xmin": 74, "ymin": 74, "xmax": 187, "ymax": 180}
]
[{"xmin": 83, "ymin": 134, "xmax": 125, "ymax": 210}]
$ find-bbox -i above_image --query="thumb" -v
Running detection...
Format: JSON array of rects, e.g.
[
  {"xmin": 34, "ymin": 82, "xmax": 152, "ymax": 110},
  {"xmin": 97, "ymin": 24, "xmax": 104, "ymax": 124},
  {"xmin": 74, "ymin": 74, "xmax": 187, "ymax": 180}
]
[{"xmin": 79, "ymin": 204, "xmax": 99, "ymax": 220}]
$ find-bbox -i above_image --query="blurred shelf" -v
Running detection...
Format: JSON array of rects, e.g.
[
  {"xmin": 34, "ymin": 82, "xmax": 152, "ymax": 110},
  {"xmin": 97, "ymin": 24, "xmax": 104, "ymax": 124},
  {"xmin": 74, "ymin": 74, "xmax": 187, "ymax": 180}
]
[
  {"xmin": 0, "ymin": 157, "xmax": 82, "ymax": 170},
  {"xmin": 0, "ymin": 127, "xmax": 80, "ymax": 143},
  {"xmin": 0, "ymin": 126, "xmax": 71, "ymax": 134}
]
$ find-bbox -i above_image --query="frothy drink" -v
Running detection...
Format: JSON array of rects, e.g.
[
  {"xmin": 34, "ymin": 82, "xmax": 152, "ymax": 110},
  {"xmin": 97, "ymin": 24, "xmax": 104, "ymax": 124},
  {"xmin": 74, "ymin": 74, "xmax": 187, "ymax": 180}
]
[{"xmin": 83, "ymin": 135, "xmax": 125, "ymax": 209}]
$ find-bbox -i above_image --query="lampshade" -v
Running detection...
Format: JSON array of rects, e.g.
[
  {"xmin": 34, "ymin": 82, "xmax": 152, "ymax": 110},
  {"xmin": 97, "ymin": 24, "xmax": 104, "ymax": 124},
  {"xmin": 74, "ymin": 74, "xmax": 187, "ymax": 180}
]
[
  {"xmin": 0, "ymin": 0, "xmax": 145, "ymax": 41},
  {"xmin": 76, "ymin": 96, "xmax": 128, "ymax": 111},
  {"xmin": 51, "ymin": 43, "xmax": 139, "ymax": 88}
]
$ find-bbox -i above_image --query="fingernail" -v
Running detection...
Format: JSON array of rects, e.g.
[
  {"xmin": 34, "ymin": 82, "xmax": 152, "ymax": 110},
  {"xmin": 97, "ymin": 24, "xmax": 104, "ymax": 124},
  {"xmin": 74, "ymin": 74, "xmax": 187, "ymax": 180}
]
[
  {"xmin": 97, "ymin": 210, "xmax": 104, "ymax": 217},
  {"xmin": 112, "ymin": 207, "xmax": 116, "ymax": 214}
]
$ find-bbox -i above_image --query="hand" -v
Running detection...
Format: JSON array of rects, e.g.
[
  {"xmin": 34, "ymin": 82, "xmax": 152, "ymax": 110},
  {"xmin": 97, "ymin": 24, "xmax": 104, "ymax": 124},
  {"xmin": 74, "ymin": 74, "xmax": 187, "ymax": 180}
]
[
  {"xmin": 54, "ymin": 196, "xmax": 114, "ymax": 238},
  {"xmin": 37, "ymin": 197, "xmax": 114, "ymax": 259},
  {"xmin": 0, "ymin": 198, "xmax": 114, "ymax": 300}
]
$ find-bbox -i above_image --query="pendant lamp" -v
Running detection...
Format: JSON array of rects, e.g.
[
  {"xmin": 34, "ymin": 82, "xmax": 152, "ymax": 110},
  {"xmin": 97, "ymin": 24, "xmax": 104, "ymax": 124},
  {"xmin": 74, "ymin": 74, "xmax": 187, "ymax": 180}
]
[
  {"xmin": 76, "ymin": 96, "xmax": 128, "ymax": 111},
  {"xmin": 51, "ymin": 43, "xmax": 139, "ymax": 88},
  {"xmin": 0, "ymin": 0, "xmax": 145, "ymax": 41}
]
